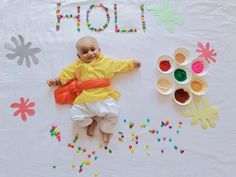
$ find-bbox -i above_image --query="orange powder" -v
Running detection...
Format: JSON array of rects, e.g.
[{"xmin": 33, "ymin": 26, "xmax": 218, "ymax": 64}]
[
  {"xmin": 175, "ymin": 53, "xmax": 185, "ymax": 64},
  {"xmin": 191, "ymin": 81, "xmax": 203, "ymax": 92}
]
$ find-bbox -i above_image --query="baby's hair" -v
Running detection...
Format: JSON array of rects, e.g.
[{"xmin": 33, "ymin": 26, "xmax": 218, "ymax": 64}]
[{"xmin": 76, "ymin": 36, "xmax": 99, "ymax": 50}]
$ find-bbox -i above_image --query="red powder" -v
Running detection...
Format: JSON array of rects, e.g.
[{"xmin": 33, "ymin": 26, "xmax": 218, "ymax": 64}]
[
  {"xmin": 174, "ymin": 89, "xmax": 190, "ymax": 103},
  {"xmin": 159, "ymin": 60, "xmax": 171, "ymax": 72}
]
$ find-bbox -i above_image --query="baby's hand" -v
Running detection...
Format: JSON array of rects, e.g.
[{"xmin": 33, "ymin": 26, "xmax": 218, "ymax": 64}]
[
  {"xmin": 133, "ymin": 60, "xmax": 141, "ymax": 68},
  {"xmin": 47, "ymin": 78, "xmax": 60, "ymax": 87}
]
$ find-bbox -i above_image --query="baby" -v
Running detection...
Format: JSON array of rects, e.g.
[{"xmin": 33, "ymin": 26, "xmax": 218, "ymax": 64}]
[{"xmin": 47, "ymin": 36, "xmax": 141, "ymax": 144}]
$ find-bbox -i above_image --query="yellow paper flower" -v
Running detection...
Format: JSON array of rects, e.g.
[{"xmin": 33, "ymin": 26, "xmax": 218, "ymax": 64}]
[{"xmin": 181, "ymin": 98, "xmax": 219, "ymax": 129}]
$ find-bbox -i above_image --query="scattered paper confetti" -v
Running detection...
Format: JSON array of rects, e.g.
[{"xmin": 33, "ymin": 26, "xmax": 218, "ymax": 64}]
[
  {"xmin": 50, "ymin": 124, "xmax": 61, "ymax": 142},
  {"xmin": 129, "ymin": 122, "xmax": 134, "ymax": 129},
  {"xmin": 73, "ymin": 134, "xmax": 79, "ymax": 143},
  {"xmin": 71, "ymin": 163, "xmax": 76, "ymax": 168},
  {"xmin": 94, "ymin": 171, "xmax": 99, "ymax": 177},
  {"xmin": 67, "ymin": 143, "xmax": 74, "ymax": 148},
  {"xmin": 145, "ymin": 144, "xmax": 151, "ymax": 156}
]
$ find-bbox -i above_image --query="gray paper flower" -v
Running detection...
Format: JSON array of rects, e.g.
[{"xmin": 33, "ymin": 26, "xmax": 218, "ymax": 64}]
[{"xmin": 5, "ymin": 34, "xmax": 41, "ymax": 68}]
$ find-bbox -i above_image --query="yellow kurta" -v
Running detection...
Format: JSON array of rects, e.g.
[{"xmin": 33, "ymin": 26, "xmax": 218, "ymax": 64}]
[{"xmin": 58, "ymin": 54, "xmax": 135, "ymax": 104}]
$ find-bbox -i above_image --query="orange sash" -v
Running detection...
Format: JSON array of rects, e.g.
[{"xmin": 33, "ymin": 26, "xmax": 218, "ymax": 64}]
[{"xmin": 54, "ymin": 78, "xmax": 110, "ymax": 105}]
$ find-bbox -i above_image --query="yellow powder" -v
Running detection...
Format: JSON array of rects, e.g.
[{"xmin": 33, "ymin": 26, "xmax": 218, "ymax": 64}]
[
  {"xmin": 175, "ymin": 53, "xmax": 186, "ymax": 64},
  {"xmin": 191, "ymin": 81, "xmax": 203, "ymax": 92},
  {"xmin": 158, "ymin": 79, "xmax": 170, "ymax": 92}
]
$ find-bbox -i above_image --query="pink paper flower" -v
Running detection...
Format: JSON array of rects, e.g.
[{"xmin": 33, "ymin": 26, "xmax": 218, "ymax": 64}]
[
  {"xmin": 10, "ymin": 97, "xmax": 36, "ymax": 121},
  {"xmin": 196, "ymin": 42, "xmax": 217, "ymax": 64}
]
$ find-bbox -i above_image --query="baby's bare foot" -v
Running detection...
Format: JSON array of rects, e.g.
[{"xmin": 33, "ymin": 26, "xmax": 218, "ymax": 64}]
[
  {"xmin": 101, "ymin": 131, "xmax": 111, "ymax": 145},
  {"xmin": 87, "ymin": 120, "xmax": 97, "ymax": 137}
]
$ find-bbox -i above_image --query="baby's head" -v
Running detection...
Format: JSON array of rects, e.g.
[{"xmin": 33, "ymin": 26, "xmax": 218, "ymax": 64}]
[{"xmin": 76, "ymin": 36, "xmax": 101, "ymax": 63}]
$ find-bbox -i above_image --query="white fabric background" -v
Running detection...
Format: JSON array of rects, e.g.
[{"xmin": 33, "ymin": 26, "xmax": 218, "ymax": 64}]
[{"xmin": 0, "ymin": 0, "xmax": 236, "ymax": 177}]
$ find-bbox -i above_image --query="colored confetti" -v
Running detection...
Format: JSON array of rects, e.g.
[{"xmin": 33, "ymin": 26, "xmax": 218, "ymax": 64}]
[
  {"xmin": 50, "ymin": 124, "xmax": 61, "ymax": 142},
  {"xmin": 140, "ymin": 4, "xmax": 147, "ymax": 32},
  {"xmin": 140, "ymin": 123, "xmax": 147, "ymax": 128},
  {"xmin": 129, "ymin": 122, "xmax": 134, "ymax": 129},
  {"xmin": 114, "ymin": 4, "xmax": 137, "ymax": 33},
  {"xmin": 86, "ymin": 3, "xmax": 110, "ymax": 32},
  {"xmin": 71, "ymin": 163, "xmax": 76, "ymax": 168},
  {"xmin": 145, "ymin": 144, "xmax": 151, "ymax": 156},
  {"xmin": 94, "ymin": 171, "xmax": 99, "ymax": 177},
  {"xmin": 67, "ymin": 143, "xmax": 74, "ymax": 148},
  {"xmin": 56, "ymin": 3, "xmax": 80, "ymax": 31},
  {"xmin": 73, "ymin": 134, "xmax": 79, "ymax": 143}
]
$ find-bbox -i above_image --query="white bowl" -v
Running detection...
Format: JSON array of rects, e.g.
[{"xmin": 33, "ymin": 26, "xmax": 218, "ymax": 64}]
[
  {"xmin": 173, "ymin": 86, "xmax": 192, "ymax": 106},
  {"xmin": 191, "ymin": 58, "xmax": 209, "ymax": 76},
  {"xmin": 173, "ymin": 48, "xmax": 191, "ymax": 66},
  {"xmin": 157, "ymin": 55, "xmax": 175, "ymax": 74},
  {"xmin": 189, "ymin": 76, "xmax": 208, "ymax": 96},
  {"xmin": 156, "ymin": 76, "xmax": 175, "ymax": 95},
  {"xmin": 173, "ymin": 67, "xmax": 192, "ymax": 85}
]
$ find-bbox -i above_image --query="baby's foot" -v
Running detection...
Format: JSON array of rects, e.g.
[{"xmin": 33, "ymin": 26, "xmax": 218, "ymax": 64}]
[
  {"xmin": 87, "ymin": 120, "xmax": 97, "ymax": 137},
  {"xmin": 101, "ymin": 131, "xmax": 111, "ymax": 145}
]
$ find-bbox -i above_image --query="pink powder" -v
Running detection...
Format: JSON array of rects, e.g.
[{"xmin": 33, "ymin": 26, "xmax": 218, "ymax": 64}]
[{"xmin": 192, "ymin": 61, "xmax": 204, "ymax": 74}]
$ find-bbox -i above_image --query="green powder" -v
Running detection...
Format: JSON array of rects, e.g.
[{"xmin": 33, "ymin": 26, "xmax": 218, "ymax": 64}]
[{"xmin": 174, "ymin": 69, "xmax": 187, "ymax": 82}]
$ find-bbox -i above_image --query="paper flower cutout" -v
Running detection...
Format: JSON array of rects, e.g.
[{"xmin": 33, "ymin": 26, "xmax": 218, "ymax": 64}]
[
  {"xmin": 181, "ymin": 98, "xmax": 219, "ymax": 129},
  {"xmin": 147, "ymin": 0, "xmax": 184, "ymax": 32},
  {"xmin": 10, "ymin": 97, "xmax": 36, "ymax": 121},
  {"xmin": 5, "ymin": 34, "xmax": 41, "ymax": 68},
  {"xmin": 196, "ymin": 42, "xmax": 217, "ymax": 64}
]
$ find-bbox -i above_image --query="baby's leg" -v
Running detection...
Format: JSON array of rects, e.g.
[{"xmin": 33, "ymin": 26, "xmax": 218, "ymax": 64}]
[
  {"xmin": 71, "ymin": 104, "xmax": 97, "ymax": 136},
  {"xmin": 99, "ymin": 115, "xmax": 118, "ymax": 144},
  {"xmin": 100, "ymin": 131, "xmax": 110, "ymax": 145},
  {"xmin": 75, "ymin": 117, "xmax": 97, "ymax": 136},
  {"xmin": 87, "ymin": 118, "xmax": 97, "ymax": 136}
]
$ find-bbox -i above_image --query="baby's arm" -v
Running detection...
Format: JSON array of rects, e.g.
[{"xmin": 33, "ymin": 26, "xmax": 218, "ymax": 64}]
[
  {"xmin": 108, "ymin": 59, "xmax": 141, "ymax": 73},
  {"xmin": 133, "ymin": 60, "xmax": 141, "ymax": 68},
  {"xmin": 47, "ymin": 78, "xmax": 61, "ymax": 87},
  {"xmin": 47, "ymin": 60, "xmax": 79, "ymax": 87}
]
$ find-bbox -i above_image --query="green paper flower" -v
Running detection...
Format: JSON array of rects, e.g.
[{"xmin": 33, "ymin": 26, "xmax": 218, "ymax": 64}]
[{"xmin": 148, "ymin": 0, "xmax": 184, "ymax": 32}]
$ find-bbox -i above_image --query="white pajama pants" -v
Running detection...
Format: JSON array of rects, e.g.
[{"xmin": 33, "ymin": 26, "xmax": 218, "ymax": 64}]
[{"xmin": 71, "ymin": 98, "xmax": 119, "ymax": 134}]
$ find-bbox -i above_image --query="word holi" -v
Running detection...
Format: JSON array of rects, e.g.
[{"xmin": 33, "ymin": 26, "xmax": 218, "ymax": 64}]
[{"xmin": 56, "ymin": 2, "xmax": 147, "ymax": 32}]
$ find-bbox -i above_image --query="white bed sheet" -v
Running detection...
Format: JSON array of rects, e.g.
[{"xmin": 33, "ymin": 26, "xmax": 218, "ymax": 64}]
[{"xmin": 0, "ymin": 0, "xmax": 236, "ymax": 177}]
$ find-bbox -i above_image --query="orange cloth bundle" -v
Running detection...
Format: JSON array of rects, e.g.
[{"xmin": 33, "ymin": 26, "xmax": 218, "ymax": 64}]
[{"xmin": 54, "ymin": 78, "xmax": 110, "ymax": 105}]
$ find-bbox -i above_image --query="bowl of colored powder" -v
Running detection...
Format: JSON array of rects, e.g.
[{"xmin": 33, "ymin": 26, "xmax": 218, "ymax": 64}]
[
  {"xmin": 173, "ymin": 48, "xmax": 191, "ymax": 66},
  {"xmin": 191, "ymin": 58, "xmax": 209, "ymax": 76},
  {"xmin": 156, "ymin": 76, "xmax": 175, "ymax": 95},
  {"xmin": 173, "ymin": 67, "xmax": 192, "ymax": 85},
  {"xmin": 189, "ymin": 76, "xmax": 208, "ymax": 96},
  {"xmin": 173, "ymin": 86, "xmax": 192, "ymax": 106},
  {"xmin": 157, "ymin": 55, "xmax": 175, "ymax": 74}
]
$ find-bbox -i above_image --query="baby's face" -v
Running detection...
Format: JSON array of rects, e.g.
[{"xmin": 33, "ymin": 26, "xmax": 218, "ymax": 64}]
[{"xmin": 77, "ymin": 38, "xmax": 100, "ymax": 63}]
